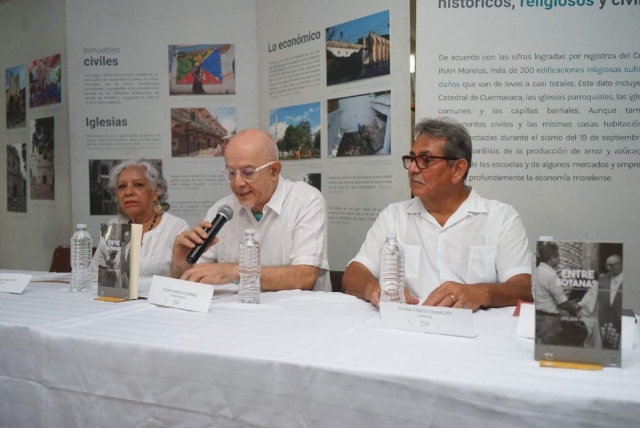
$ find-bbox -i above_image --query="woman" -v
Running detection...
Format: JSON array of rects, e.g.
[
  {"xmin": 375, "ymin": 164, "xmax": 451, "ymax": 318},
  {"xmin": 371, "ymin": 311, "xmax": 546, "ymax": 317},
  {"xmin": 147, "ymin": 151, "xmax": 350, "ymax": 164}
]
[{"xmin": 93, "ymin": 159, "xmax": 188, "ymax": 279}]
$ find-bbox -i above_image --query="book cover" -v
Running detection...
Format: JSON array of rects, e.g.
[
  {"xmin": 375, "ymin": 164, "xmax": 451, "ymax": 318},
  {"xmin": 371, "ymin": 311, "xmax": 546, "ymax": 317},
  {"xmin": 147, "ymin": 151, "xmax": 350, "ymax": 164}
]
[
  {"xmin": 96, "ymin": 223, "xmax": 142, "ymax": 300},
  {"xmin": 534, "ymin": 241, "xmax": 623, "ymax": 367}
]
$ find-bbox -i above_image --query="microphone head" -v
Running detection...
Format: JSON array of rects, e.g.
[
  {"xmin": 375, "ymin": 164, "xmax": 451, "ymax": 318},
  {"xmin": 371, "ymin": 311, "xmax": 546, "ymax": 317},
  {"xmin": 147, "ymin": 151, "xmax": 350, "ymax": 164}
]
[{"xmin": 217, "ymin": 205, "xmax": 234, "ymax": 221}]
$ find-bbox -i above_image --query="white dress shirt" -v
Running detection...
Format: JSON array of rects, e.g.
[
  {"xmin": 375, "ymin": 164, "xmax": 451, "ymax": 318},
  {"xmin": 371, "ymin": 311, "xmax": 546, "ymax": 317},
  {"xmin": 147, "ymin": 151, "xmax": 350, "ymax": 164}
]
[
  {"xmin": 199, "ymin": 177, "xmax": 331, "ymax": 291},
  {"xmin": 351, "ymin": 188, "xmax": 532, "ymax": 299},
  {"xmin": 535, "ymin": 262, "xmax": 567, "ymax": 314}
]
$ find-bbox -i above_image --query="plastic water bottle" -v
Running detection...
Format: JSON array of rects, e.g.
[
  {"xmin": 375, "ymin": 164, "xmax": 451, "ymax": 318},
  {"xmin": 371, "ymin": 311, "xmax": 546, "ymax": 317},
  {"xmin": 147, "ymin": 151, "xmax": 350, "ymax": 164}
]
[
  {"xmin": 238, "ymin": 229, "xmax": 261, "ymax": 304},
  {"xmin": 70, "ymin": 223, "xmax": 92, "ymax": 292},
  {"xmin": 379, "ymin": 234, "xmax": 406, "ymax": 303}
]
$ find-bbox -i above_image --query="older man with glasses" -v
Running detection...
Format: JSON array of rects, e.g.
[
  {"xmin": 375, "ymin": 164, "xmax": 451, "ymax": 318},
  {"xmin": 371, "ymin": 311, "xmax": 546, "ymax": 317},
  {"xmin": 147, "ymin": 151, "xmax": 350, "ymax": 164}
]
[
  {"xmin": 171, "ymin": 128, "xmax": 330, "ymax": 291},
  {"xmin": 343, "ymin": 118, "xmax": 532, "ymax": 310}
]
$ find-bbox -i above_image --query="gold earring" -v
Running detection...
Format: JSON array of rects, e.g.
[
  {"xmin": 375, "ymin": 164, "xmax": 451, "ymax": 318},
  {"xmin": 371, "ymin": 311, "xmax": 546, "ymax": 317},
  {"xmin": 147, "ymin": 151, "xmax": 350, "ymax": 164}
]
[{"xmin": 154, "ymin": 201, "xmax": 163, "ymax": 214}]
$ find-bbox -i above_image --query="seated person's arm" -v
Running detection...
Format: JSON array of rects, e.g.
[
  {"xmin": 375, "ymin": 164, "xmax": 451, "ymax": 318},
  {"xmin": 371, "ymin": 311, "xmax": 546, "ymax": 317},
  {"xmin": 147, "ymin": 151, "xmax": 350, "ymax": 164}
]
[
  {"xmin": 170, "ymin": 220, "xmax": 215, "ymax": 279},
  {"xmin": 423, "ymin": 273, "xmax": 531, "ymax": 310},
  {"xmin": 343, "ymin": 261, "xmax": 382, "ymax": 303},
  {"xmin": 176, "ymin": 190, "xmax": 327, "ymax": 291},
  {"xmin": 424, "ymin": 212, "xmax": 533, "ymax": 310}
]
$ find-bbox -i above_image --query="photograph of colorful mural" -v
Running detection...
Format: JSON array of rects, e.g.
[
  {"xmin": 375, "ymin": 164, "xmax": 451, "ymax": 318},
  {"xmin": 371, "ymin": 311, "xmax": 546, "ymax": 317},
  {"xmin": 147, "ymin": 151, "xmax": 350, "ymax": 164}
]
[
  {"xmin": 269, "ymin": 102, "xmax": 321, "ymax": 160},
  {"xmin": 169, "ymin": 44, "xmax": 235, "ymax": 95},
  {"xmin": 5, "ymin": 65, "xmax": 27, "ymax": 129},
  {"xmin": 28, "ymin": 54, "xmax": 62, "ymax": 107}
]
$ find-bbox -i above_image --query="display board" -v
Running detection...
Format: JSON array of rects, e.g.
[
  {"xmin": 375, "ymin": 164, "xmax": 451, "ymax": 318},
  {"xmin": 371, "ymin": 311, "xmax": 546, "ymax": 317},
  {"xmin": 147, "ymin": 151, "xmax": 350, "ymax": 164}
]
[
  {"xmin": 66, "ymin": 0, "xmax": 260, "ymax": 236},
  {"xmin": 415, "ymin": 0, "xmax": 640, "ymax": 311},
  {"xmin": 257, "ymin": 0, "xmax": 412, "ymax": 269}
]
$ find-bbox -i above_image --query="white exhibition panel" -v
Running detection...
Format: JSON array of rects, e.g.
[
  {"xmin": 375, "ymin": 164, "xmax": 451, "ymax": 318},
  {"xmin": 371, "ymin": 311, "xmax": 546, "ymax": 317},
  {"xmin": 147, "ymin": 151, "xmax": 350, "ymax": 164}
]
[
  {"xmin": 415, "ymin": 2, "xmax": 640, "ymax": 311},
  {"xmin": 1, "ymin": 279, "xmax": 639, "ymax": 428}
]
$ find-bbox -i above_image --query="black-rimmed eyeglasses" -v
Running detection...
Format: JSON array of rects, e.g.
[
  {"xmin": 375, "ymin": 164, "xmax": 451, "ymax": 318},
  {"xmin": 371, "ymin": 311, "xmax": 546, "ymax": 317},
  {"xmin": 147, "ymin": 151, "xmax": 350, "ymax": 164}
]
[{"xmin": 402, "ymin": 154, "xmax": 458, "ymax": 170}]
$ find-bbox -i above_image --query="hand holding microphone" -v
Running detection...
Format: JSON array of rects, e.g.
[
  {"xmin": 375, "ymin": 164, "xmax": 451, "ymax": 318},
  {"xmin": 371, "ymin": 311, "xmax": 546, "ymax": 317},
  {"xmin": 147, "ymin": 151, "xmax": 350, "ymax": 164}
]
[{"xmin": 185, "ymin": 205, "xmax": 234, "ymax": 265}]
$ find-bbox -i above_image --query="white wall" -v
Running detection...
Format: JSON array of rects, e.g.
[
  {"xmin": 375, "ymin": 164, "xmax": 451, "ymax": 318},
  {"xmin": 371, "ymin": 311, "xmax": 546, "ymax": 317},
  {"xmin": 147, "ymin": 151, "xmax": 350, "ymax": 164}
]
[{"xmin": 0, "ymin": 0, "xmax": 72, "ymax": 270}]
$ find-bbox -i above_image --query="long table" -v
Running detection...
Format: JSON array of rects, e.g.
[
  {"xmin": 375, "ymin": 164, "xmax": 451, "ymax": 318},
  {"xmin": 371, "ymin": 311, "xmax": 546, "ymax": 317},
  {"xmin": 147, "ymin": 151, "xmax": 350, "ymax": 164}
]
[{"xmin": 1, "ymin": 275, "xmax": 640, "ymax": 428}]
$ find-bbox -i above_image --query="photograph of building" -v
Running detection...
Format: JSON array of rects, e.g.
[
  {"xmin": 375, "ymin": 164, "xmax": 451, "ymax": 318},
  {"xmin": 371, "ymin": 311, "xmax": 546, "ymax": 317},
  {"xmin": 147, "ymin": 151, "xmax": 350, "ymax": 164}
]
[
  {"xmin": 6, "ymin": 144, "xmax": 27, "ymax": 213},
  {"xmin": 28, "ymin": 54, "xmax": 61, "ymax": 108},
  {"xmin": 326, "ymin": 10, "xmax": 390, "ymax": 86},
  {"xmin": 5, "ymin": 65, "xmax": 26, "ymax": 129},
  {"xmin": 171, "ymin": 107, "xmax": 236, "ymax": 157},
  {"xmin": 328, "ymin": 90, "xmax": 391, "ymax": 157},
  {"xmin": 88, "ymin": 159, "xmax": 163, "ymax": 215},
  {"xmin": 29, "ymin": 117, "xmax": 55, "ymax": 200},
  {"xmin": 269, "ymin": 102, "xmax": 321, "ymax": 160},
  {"xmin": 169, "ymin": 44, "xmax": 235, "ymax": 95}
]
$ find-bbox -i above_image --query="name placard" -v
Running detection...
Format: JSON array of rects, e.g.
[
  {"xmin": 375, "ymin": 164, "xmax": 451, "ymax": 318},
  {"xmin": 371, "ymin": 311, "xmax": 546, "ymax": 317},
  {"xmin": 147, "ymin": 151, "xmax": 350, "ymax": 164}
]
[
  {"xmin": 380, "ymin": 303, "xmax": 477, "ymax": 338},
  {"xmin": 0, "ymin": 274, "xmax": 32, "ymax": 294},
  {"xmin": 148, "ymin": 275, "xmax": 214, "ymax": 313}
]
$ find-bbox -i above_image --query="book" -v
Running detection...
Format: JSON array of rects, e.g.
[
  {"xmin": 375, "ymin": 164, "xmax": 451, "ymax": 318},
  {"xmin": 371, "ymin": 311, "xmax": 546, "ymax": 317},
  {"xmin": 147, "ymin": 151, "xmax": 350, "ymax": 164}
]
[
  {"xmin": 96, "ymin": 223, "xmax": 142, "ymax": 300},
  {"xmin": 534, "ymin": 241, "xmax": 623, "ymax": 367}
]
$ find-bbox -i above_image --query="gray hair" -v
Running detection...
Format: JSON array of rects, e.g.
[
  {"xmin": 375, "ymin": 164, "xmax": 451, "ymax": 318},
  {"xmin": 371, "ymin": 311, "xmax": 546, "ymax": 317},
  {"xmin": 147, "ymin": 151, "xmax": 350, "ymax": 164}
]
[
  {"xmin": 414, "ymin": 117, "xmax": 472, "ymax": 180},
  {"xmin": 107, "ymin": 159, "xmax": 170, "ymax": 212}
]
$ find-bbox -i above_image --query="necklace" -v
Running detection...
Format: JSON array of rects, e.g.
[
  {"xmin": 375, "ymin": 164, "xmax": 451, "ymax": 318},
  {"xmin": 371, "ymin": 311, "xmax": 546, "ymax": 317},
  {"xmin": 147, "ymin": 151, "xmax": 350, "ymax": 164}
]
[{"xmin": 148, "ymin": 213, "xmax": 158, "ymax": 231}]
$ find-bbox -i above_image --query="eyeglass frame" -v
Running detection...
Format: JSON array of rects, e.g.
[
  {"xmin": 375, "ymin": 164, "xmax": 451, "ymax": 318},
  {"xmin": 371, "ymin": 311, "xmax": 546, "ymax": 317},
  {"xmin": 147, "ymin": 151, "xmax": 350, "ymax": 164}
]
[
  {"xmin": 401, "ymin": 154, "xmax": 459, "ymax": 170},
  {"xmin": 221, "ymin": 161, "xmax": 276, "ymax": 182}
]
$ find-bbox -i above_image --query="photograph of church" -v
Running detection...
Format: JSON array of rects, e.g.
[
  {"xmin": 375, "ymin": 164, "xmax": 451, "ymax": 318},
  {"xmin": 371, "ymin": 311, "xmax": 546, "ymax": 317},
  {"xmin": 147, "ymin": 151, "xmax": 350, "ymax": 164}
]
[
  {"xmin": 326, "ymin": 10, "xmax": 390, "ymax": 86},
  {"xmin": 269, "ymin": 102, "xmax": 321, "ymax": 160},
  {"xmin": 5, "ymin": 65, "xmax": 26, "ymax": 129},
  {"xmin": 6, "ymin": 143, "xmax": 27, "ymax": 213},
  {"xmin": 29, "ymin": 117, "xmax": 55, "ymax": 200}
]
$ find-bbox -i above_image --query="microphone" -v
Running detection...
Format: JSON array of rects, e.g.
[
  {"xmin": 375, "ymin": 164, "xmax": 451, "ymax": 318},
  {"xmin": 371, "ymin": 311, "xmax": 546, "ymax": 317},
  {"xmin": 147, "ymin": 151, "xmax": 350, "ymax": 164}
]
[{"xmin": 186, "ymin": 205, "xmax": 234, "ymax": 265}]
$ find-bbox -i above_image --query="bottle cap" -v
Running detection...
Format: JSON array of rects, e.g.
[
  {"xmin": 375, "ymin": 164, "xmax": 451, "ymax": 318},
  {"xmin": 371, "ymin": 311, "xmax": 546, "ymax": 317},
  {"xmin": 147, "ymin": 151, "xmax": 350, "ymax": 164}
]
[
  {"xmin": 538, "ymin": 236, "xmax": 554, "ymax": 241},
  {"xmin": 245, "ymin": 228, "xmax": 256, "ymax": 234},
  {"xmin": 386, "ymin": 232, "xmax": 397, "ymax": 239},
  {"xmin": 77, "ymin": 223, "xmax": 87, "ymax": 228}
]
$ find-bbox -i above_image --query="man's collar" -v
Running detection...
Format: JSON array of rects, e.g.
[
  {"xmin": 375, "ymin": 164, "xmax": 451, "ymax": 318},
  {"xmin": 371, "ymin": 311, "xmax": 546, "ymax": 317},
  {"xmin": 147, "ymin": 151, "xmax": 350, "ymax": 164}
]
[
  {"xmin": 404, "ymin": 186, "xmax": 487, "ymax": 216},
  {"xmin": 262, "ymin": 176, "xmax": 284, "ymax": 215}
]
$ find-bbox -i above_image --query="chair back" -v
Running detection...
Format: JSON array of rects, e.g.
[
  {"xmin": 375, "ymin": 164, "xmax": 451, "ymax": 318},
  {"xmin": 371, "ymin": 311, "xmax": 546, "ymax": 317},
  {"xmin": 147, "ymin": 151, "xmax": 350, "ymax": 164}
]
[
  {"xmin": 49, "ymin": 245, "xmax": 98, "ymax": 273},
  {"xmin": 330, "ymin": 270, "xmax": 344, "ymax": 292},
  {"xmin": 49, "ymin": 245, "xmax": 71, "ymax": 272}
]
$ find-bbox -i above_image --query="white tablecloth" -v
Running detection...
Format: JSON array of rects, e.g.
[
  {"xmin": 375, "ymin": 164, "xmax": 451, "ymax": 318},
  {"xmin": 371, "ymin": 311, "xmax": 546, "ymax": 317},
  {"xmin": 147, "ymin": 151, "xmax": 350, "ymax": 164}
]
[{"xmin": 1, "ymin": 276, "xmax": 639, "ymax": 428}]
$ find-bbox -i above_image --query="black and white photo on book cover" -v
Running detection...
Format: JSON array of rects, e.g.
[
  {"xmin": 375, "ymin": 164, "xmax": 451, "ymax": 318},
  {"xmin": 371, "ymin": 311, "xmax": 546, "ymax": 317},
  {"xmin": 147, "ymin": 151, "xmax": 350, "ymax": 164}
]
[
  {"xmin": 96, "ymin": 223, "xmax": 140, "ymax": 300},
  {"xmin": 535, "ymin": 241, "xmax": 623, "ymax": 366}
]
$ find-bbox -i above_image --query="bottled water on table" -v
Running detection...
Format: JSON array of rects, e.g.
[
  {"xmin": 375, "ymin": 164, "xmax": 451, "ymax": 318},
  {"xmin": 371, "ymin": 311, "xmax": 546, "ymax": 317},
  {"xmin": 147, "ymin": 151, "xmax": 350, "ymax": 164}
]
[
  {"xmin": 70, "ymin": 223, "xmax": 93, "ymax": 292},
  {"xmin": 379, "ymin": 234, "xmax": 406, "ymax": 304},
  {"xmin": 238, "ymin": 229, "xmax": 261, "ymax": 304}
]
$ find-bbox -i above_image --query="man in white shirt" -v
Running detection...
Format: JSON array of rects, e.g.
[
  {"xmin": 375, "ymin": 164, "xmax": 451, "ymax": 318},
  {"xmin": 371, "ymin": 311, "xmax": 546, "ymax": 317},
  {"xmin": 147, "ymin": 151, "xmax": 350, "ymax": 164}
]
[
  {"xmin": 343, "ymin": 118, "xmax": 532, "ymax": 309},
  {"xmin": 535, "ymin": 242, "xmax": 580, "ymax": 345},
  {"xmin": 171, "ymin": 129, "xmax": 330, "ymax": 291}
]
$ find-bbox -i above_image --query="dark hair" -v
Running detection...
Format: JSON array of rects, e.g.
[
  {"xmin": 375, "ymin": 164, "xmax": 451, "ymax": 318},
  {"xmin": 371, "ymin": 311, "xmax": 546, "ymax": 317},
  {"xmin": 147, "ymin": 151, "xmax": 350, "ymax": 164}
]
[
  {"xmin": 414, "ymin": 117, "xmax": 473, "ymax": 180},
  {"xmin": 537, "ymin": 242, "xmax": 559, "ymax": 264}
]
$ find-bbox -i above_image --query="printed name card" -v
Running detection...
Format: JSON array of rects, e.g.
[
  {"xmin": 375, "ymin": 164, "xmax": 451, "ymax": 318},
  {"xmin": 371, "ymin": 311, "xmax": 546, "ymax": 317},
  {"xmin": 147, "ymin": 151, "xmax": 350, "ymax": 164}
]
[
  {"xmin": 380, "ymin": 302, "xmax": 477, "ymax": 338},
  {"xmin": 0, "ymin": 274, "xmax": 32, "ymax": 294},
  {"xmin": 148, "ymin": 275, "xmax": 214, "ymax": 313}
]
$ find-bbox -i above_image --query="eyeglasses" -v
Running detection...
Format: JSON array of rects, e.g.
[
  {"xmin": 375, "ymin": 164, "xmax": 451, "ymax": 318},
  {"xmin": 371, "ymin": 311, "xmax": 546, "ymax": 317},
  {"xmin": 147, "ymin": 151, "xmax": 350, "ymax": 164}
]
[
  {"xmin": 402, "ymin": 154, "xmax": 458, "ymax": 170},
  {"xmin": 606, "ymin": 262, "xmax": 621, "ymax": 267},
  {"xmin": 221, "ymin": 161, "xmax": 275, "ymax": 182}
]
